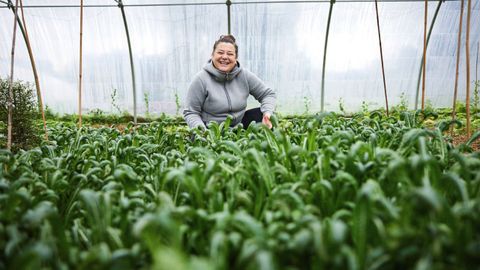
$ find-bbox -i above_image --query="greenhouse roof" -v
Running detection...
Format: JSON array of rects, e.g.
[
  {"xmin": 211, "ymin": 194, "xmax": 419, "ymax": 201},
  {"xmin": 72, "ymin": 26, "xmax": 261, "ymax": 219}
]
[{"xmin": 1, "ymin": 0, "xmax": 479, "ymax": 115}]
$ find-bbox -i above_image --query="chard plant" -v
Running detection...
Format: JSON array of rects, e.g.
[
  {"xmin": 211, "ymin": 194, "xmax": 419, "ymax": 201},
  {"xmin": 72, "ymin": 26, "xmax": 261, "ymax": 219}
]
[{"xmin": 0, "ymin": 111, "xmax": 479, "ymax": 269}]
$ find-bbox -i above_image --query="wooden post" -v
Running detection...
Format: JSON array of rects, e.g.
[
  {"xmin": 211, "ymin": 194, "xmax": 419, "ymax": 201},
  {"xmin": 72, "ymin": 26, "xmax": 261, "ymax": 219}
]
[
  {"xmin": 465, "ymin": 0, "xmax": 472, "ymax": 136},
  {"xmin": 78, "ymin": 0, "xmax": 84, "ymax": 128},
  {"xmin": 7, "ymin": 0, "xmax": 20, "ymax": 151},
  {"xmin": 421, "ymin": 0, "xmax": 428, "ymax": 110},
  {"xmin": 19, "ymin": 0, "xmax": 48, "ymax": 140},
  {"xmin": 374, "ymin": 0, "xmax": 389, "ymax": 116},
  {"xmin": 451, "ymin": 0, "xmax": 464, "ymax": 134}
]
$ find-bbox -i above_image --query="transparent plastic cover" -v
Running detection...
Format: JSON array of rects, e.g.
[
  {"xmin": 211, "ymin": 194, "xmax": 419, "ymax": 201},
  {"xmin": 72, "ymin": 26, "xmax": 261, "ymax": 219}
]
[{"xmin": 1, "ymin": 0, "xmax": 479, "ymax": 114}]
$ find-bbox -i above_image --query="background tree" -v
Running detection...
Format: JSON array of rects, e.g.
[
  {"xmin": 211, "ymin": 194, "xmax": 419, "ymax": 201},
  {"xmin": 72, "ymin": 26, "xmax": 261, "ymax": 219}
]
[{"xmin": 0, "ymin": 78, "xmax": 41, "ymax": 151}]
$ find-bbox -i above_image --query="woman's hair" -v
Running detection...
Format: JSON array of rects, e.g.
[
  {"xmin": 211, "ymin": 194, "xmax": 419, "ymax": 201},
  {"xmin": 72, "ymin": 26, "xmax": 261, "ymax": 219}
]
[{"xmin": 212, "ymin": 34, "xmax": 238, "ymax": 56}]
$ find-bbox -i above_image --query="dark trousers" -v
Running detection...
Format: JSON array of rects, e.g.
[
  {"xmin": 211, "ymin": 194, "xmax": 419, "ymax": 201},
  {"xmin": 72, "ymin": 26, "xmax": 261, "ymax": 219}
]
[{"xmin": 241, "ymin": 107, "xmax": 263, "ymax": 128}]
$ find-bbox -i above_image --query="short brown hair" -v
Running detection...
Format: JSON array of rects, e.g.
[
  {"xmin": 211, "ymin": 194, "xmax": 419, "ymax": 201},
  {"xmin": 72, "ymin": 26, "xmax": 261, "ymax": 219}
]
[{"xmin": 212, "ymin": 34, "xmax": 238, "ymax": 56}]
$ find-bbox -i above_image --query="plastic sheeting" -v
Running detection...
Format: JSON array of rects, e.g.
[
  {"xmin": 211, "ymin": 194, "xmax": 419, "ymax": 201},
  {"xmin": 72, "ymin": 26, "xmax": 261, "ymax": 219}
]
[{"xmin": 1, "ymin": 0, "xmax": 479, "ymax": 115}]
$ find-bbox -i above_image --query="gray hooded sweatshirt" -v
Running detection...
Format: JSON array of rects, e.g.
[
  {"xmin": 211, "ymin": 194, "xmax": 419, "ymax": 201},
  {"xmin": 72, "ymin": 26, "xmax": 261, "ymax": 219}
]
[{"xmin": 183, "ymin": 60, "xmax": 276, "ymax": 129}]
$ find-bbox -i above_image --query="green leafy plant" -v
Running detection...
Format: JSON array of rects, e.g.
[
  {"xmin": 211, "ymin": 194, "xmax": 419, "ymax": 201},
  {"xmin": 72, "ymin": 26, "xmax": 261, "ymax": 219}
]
[
  {"xmin": 361, "ymin": 101, "xmax": 369, "ymax": 115},
  {"xmin": 144, "ymin": 92, "xmax": 150, "ymax": 118},
  {"xmin": 44, "ymin": 105, "xmax": 58, "ymax": 119},
  {"xmin": 338, "ymin": 97, "xmax": 345, "ymax": 115},
  {"xmin": 455, "ymin": 101, "xmax": 467, "ymax": 113},
  {"xmin": 303, "ymin": 96, "xmax": 311, "ymax": 115},
  {"xmin": 0, "ymin": 109, "xmax": 479, "ymax": 269},
  {"xmin": 398, "ymin": 92, "xmax": 408, "ymax": 112},
  {"xmin": 396, "ymin": 92, "xmax": 409, "ymax": 112},
  {"xmin": 425, "ymin": 99, "xmax": 434, "ymax": 111},
  {"xmin": 0, "ymin": 78, "xmax": 41, "ymax": 151},
  {"xmin": 110, "ymin": 88, "xmax": 121, "ymax": 114},
  {"xmin": 175, "ymin": 90, "xmax": 181, "ymax": 116}
]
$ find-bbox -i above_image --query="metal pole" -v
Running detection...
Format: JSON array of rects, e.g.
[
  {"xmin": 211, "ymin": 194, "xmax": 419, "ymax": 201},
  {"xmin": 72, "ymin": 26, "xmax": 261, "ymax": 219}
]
[
  {"xmin": 227, "ymin": 0, "xmax": 232, "ymax": 35},
  {"xmin": 6, "ymin": 0, "xmax": 48, "ymax": 143},
  {"xmin": 0, "ymin": 0, "xmax": 465, "ymax": 8},
  {"xmin": 18, "ymin": 0, "xmax": 48, "ymax": 140},
  {"xmin": 321, "ymin": 0, "xmax": 335, "ymax": 112},
  {"xmin": 7, "ymin": 0, "xmax": 19, "ymax": 150},
  {"xmin": 421, "ymin": 0, "xmax": 428, "ymax": 110},
  {"xmin": 78, "ymin": 0, "xmax": 83, "ymax": 128},
  {"xmin": 8, "ymin": 1, "xmax": 40, "ymax": 110},
  {"xmin": 117, "ymin": 0, "xmax": 137, "ymax": 125},
  {"xmin": 374, "ymin": 0, "xmax": 389, "ymax": 115},
  {"xmin": 414, "ymin": 0, "xmax": 443, "ymax": 110}
]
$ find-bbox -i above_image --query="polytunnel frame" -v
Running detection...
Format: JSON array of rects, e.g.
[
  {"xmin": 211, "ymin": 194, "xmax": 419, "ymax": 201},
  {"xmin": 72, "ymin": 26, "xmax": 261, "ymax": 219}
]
[
  {"xmin": 451, "ymin": 0, "xmax": 465, "ymax": 134},
  {"xmin": 1, "ymin": 0, "xmax": 472, "ymax": 125},
  {"xmin": 5, "ymin": 0, "xmax": 48, "ymax": 138},
  {"xmin": 321, "ymin": 0, "xmax": 335, "ymax": 113},
  {"xmin": 115, "ymin": 0, "xmax": 138, "ymax": 125},
  {"xmin": 416, "ymin": 0, "xmax": 443, "ymax": 111},
  {"xmin": 79, "ymin": 0, "xmax": 84, "ymax": 127},
  {"xmin": 5, "ymin": 0, "xmax": 18, "ymax": 150}
]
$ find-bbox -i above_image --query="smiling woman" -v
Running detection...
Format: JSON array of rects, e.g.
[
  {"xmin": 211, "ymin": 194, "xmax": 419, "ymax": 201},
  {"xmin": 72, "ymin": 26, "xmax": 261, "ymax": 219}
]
[
  {"xmin": 183, "ymin": 34, "xmax": 276, "ymax": 130},
  {"xmin": 212, "ymin": 35, "xmax": 238, "ymax": 73}
]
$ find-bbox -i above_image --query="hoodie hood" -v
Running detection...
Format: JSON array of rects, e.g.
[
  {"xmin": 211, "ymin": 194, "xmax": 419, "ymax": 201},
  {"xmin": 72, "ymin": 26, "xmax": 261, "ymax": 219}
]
[{"xmin": 203, "ymin": 60, "xmax": 242, "ymax": 82}]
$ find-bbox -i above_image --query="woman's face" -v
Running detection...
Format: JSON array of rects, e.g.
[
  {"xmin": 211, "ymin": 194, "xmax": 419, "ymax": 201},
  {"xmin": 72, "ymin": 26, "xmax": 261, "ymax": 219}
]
[{"xmin": 212, "ymin": 42, "xmax": 237, "ymax": 73}]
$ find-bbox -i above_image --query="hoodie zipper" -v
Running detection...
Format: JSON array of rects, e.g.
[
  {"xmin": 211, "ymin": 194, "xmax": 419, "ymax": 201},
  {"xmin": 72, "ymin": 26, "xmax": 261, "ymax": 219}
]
[
  {"xmin": 223, "ymin": 81, "xmax": 236, "ymax": 123},
  {"xmin": 223, "ymin": 81, "xmax": 232, "ymax": 113}
]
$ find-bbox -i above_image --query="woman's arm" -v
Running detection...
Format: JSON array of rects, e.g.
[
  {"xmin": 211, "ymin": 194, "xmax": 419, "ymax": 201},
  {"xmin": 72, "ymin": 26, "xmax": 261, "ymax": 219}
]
[
  {"xmin": 246, "ymin": 70, "xmax": 276, "ymax": 116},
  {"xmin": 183, "ymin": 76, "xmax": 207, "ymax": 129}
]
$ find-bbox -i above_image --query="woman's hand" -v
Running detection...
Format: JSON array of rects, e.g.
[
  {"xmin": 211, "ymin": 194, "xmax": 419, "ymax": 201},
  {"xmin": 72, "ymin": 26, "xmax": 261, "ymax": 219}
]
[{"xmin": 262, "ymin": 113, "xmax": 273, "ymax": 129}]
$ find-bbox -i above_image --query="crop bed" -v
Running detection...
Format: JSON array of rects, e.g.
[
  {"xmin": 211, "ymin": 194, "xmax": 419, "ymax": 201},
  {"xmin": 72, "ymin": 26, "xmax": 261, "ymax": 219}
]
[{"xmin": 1, "ymin": 112, "xmax": 480, "ymax": 269}]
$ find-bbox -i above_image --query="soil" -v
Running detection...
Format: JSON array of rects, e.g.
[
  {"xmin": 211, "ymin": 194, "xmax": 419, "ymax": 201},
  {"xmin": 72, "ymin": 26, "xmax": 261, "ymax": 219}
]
[{"xmin": 452, "ymin": 131, "xmax": 480, "ymax": 152}]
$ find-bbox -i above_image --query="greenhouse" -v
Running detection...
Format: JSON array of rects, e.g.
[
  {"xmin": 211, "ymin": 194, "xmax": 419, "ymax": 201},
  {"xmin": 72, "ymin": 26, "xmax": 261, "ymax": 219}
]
[{"xmin": 1, "ymin": 0, "xmax": 480, "ymax": 269}]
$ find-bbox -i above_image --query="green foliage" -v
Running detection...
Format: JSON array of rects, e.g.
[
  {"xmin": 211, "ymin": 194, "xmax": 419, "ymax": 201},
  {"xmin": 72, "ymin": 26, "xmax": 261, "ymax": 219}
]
[
  {"xmin": 1, "ymin": 111, "xmax": 480, "ymax": 269},
  {"xmin": 110, "ymin": 88, "xmax": 121, "ymax": 114},
  {"xmin": 144, "ymin": 92, "xmax": 150, "ymax": 118},
  {"xmin": 175, "ymin": 90, "xmax": 181, "ymax": 116},
  {"xmin": 455, "ymin": 102, "xmax": 467, "ymax": 113},
  {"xmin": 361, "ymin": 101, "xmax": 369, "ymax": 115},
  {"xmin": 303, "ymin": 96, "xmax": 311, "ymax": 115},
  {"xmin": 425, "ymin": 99, "xmax": 434, "ymax": 111},
  {"xmin": 338, "ymin": 98, "xmax": 346, "ymax": 115},
  {"xmin": 394, "ymin": 92, "xmax": 409, "ymax": 112},
  {"xmin": 44, "ymin": 105, "xmax": 58, "ymax": 119},
  {"xmin": 45, "ymin": 110, "xmax": 184, "ymax": 126},
  {"xmin": 0, "ymin": 78, "xmax": 41, "ymax": 151},
  {"xmin": 88, "ymin": 108, "xmax": 106, "ymax": 123}
]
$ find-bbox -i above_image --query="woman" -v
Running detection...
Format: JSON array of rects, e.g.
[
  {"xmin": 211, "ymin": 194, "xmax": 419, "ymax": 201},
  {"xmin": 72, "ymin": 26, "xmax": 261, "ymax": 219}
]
[{"xmin": 183, "ymin": 35, "xmax": 276, "ymax": 129}]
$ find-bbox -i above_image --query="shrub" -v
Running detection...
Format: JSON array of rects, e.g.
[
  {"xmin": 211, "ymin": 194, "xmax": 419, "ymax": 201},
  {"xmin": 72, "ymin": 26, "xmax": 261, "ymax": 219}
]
[{"xmin": 0, "ymin": 78, "xmax": 41, "ymax": 151}]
